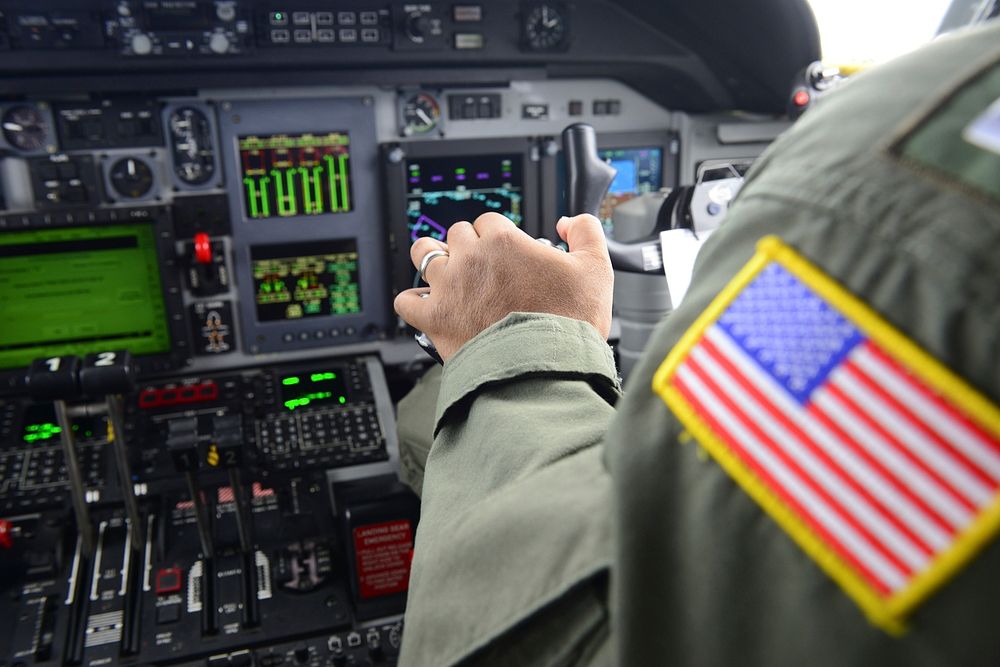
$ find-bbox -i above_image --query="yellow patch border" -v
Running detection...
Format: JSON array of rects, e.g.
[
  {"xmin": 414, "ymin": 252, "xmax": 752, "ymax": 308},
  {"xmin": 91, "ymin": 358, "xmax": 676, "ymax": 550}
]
[{"xmin": 652, "ymin": 236, "xmax": 1000, "ymax": 634}]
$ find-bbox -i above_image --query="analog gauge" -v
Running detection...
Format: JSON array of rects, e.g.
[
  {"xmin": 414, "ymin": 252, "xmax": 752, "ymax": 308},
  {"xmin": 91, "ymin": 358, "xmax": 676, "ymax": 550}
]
[
  {"xmin": 168, "ymin": 106, "xmax": 215, "ymax": 186},
  {"xmin": 109, "ymin": 157, "xmax": 154, "ymax": 199},
  {"xmin": 2, "ymin": 105, "xmax": 49, "ymax": 152},
  {"xmin": 401, "ymin": 92, "xmax": 441, "ymax": 136},
  {"xmin": 522, "ymin": 2, "xmax": 568, "ymax": 51}
]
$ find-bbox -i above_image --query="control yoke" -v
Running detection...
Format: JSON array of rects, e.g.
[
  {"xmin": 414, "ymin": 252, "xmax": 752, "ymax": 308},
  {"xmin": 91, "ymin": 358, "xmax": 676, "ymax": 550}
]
[{"xmin": 562, "ymin": 123, "xmax": 669, "ymax": 274}]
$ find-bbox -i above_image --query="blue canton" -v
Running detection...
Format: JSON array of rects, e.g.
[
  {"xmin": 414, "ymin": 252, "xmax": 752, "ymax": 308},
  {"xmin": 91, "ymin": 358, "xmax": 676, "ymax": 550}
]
[{"xmin": 716, "ymin": 262, "xmax": 863, "ymax": 404}]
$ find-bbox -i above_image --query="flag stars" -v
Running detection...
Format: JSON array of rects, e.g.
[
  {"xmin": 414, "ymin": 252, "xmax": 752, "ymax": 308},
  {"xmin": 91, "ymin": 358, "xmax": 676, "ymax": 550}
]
[{"xmin": 718, "ymin": 263, "xmax": 864, "ymax": 403}]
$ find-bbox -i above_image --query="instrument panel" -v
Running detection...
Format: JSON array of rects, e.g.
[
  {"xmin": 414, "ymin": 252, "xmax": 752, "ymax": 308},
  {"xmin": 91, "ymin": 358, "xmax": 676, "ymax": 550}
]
[
  {"xmin": 0, "ymin": 79, "xmax": 679, "ymax": 392},
  {"xmin": 0, "ymin": 77, "xmax": 679, "ymax": 667}
]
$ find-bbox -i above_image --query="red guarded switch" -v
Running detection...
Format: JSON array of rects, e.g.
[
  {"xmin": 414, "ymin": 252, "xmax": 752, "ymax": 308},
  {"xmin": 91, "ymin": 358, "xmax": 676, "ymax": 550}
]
[{"xmin": 193, "ymin": 232, "xmax": 213, "ymax": 265}]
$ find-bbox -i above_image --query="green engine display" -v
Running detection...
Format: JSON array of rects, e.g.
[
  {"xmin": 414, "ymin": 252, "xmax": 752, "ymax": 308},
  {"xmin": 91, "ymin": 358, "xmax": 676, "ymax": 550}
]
[
  {"xmin": 239, "ymin": 131, "xmax": 353, "ymax": 219},
  {"xmin": 279, "ymin": 370, "xmax": 349, "ymax": 411},
  {"xmin": 0, "ymin": 224, "xmax": 172, "ymax": 369},
  {"xmin": 251, "ymin": 240, "xmax": 362, "ymax": 322}
]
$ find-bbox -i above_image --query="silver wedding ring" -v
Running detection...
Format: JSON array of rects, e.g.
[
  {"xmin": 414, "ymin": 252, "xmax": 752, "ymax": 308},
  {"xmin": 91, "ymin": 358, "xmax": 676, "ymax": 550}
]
[
  {"xmin": 417, "ymin": 249, "xmax": 448, "ymax": 283},
  {"xmin": 418, "ymin": 249, "xmax": 449, "ymax": 283}
]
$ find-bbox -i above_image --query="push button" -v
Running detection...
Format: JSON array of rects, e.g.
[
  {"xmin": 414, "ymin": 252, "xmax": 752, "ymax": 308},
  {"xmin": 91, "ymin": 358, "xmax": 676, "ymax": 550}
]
[
  {"xmin": 156, "ymin": 604, "xmax": 181, "ymax": 624},
  {"xmin": 155, "ymin": 567, "xmax": 183, "ymax": 595}
]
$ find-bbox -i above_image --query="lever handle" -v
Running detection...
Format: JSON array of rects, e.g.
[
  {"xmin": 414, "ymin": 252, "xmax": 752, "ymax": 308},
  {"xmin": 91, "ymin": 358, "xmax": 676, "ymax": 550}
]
[
  {"xmin": 562, "ymin": 123, "xmax": 616, "ymax": 218},
  {"xmin": 561, "ymin": 123, "xmax": 665, "ymax": 274},
  {"xmin": 26, "ymin": 356, "xmax": 82, "ymax": 401},
  {"xmin": 79, "ymin": 350, "xmax": 136, "ymax": 398}
]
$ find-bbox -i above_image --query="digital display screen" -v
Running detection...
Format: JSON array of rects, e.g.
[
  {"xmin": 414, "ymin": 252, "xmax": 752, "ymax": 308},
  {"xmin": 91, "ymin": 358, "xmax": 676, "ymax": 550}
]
[
  {"xmin": 239, "ymin": 132, "xmax": 353, "ymax": 220},
  {"xmin": 145, "ymin": 3, "xmax": 215, "ymax": 31},
  {"xmin": 21, "ymin": 403, "xmax": 105, "ymax": 444},
  {"xmin": 0, "ymin": 224, "xmax": 172, "ymax": 370},
  {"xmin": 278, "ymin": 370, "xmax": 349, "ymax": 411},
  {"xmin": 405, "ymin": 154, "xmax": 523, "ymax": 244},
  {"xmin": 251, "ymin": 240, "xmax": 361, "ymax": 322},
  {"xmin": 598, "ymin": 146, "xmax": 663, "ymax": 225}
]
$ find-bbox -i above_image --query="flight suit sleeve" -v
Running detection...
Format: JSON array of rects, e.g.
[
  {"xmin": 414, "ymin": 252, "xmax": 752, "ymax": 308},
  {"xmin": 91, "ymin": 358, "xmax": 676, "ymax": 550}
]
[
  {"xmin": 399, "ymin": 312, "xmax": 621, "ymax": 666},
  {"xmin": 396, "ymin": 363, "xmax": 442, "ymax": 497}
]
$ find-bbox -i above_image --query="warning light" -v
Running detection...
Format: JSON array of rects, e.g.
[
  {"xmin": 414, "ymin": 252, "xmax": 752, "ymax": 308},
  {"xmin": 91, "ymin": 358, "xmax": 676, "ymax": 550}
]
[
  {"xmin": 793, "ymin": 89, "xmax": 811, "ymax": 107},
  {"xmin": 194, "ymin": 232, "xmax": 212, "ymax": 265}
]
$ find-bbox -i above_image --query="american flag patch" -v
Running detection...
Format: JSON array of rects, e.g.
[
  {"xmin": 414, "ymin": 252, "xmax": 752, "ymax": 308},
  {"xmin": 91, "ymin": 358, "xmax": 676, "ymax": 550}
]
[{"xmin": 653, "ymin": 237, "xmax": 1000, "ymax": 633}]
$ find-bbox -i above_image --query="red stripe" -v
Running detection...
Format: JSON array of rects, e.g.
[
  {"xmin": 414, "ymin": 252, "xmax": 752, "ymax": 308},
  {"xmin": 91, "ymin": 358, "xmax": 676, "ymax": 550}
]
[
  {"xmin": 824, "ymin": 382, "xmax": 977, "ymax": 513},
  {"xmin": 699, "ymin": 337, "xmax": 934, "ymax": 557},
  {"xmin": 864, "ymin": 342, "xmax": 1000, "ymax": 454},
  {"xmin": 806, "ymin": 401, "xmax": 957, "ymax": 536},
  {"xmin": 673, "ymin": 370, "xmax": 894, "ymax": 596},
  {"xmin": 842, "ymin": 354, "xmax": 998, "ymax": 489},
  {"xmin": 685, "ymin": 354, "xmax": 916, "ymax": 577}
]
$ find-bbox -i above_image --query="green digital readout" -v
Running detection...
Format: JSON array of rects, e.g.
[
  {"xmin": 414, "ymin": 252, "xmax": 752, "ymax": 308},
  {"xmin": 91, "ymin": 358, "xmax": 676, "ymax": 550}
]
[
  {"xmin": 20, "ymin": 404, "xmax": 104, "ymax": 443},
  {"xmin": 278, "ymin": 370, "xmax": 348, "ymax": 411},
  {"xmin": 251, "ymin": 240, "xmax": 362, "ymax": 322},
  {"xmin": 0, "ymin": 224, "xmax": 172, "ymax": 369},
  {"xmin": 239, "ymin": 132, "xmax": 353, "ymax": 219}
]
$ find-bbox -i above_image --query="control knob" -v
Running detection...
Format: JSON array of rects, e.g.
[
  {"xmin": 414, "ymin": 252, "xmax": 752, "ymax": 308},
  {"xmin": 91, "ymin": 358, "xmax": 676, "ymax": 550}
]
[
  {"xmin": 209, "ymin": 33, "xmax": 231, "ymax": 54},
  {"xmin": 216, "ymin": 3, "xmax": 236, "ymax": 21},
  {"xmin": 404, "ymin": 10, "xmax": 437, "ymax": 43},
  {"xmin": 131, "ymin": 32, "xmax": 153, "ymax": 55}
]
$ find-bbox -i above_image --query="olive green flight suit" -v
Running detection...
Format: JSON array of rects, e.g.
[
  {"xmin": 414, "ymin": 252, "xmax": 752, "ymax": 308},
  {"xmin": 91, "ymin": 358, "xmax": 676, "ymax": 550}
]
[{"xmin": 397, "ymin": 21, "xmax": 1000, "ymax": 666}]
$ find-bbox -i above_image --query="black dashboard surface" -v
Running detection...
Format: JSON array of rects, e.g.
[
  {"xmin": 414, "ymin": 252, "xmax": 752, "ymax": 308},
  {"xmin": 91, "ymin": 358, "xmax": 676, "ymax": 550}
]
[{"xmin": 0, "ymin": 0, "xmax": 820, "ymax": 114}]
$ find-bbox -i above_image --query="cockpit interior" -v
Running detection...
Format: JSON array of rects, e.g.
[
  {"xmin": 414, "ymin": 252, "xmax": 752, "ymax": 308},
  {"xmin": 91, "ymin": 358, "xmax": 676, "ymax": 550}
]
[{"xmin": 0, "ymin": 1, "xmax": 987, "ymax": 665}]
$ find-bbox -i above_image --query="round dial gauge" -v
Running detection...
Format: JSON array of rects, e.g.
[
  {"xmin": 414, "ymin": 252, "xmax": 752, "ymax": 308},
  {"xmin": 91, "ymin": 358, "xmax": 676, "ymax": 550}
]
[
  {"xmin": 522, "ymin": 3, "xmax": 568, "ymax": 51},
  {"xmin": 401, "ymin": 93, "xmax": 441, "ymax": 136},
  {"xmin": 2, "ymin": 105, "xmax": 49, "ymax": 152},
  {"xmin": 109, "ymin": 157, "xmax": 154, "ymax": 199}
]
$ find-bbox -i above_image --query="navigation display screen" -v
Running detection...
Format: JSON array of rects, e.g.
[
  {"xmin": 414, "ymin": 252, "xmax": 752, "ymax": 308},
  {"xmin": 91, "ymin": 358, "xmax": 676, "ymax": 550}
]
[
  {"xmin": 598, "ymin": 146, "xmax": 663, "ymax": 224},
  {"xmin": 405, "ymin": 154, "xmax": 523, "ymax": 243},
  {"xmin": 0, "ymin": 224, "xmax": 172, "ymax": 369},
  {"xmin": 251, "ymin": 240, "xmax": 361, "ymax": 322},
  {"xmin": 238, "ymin": 132, "xmax": 353, "ymax": 219}
]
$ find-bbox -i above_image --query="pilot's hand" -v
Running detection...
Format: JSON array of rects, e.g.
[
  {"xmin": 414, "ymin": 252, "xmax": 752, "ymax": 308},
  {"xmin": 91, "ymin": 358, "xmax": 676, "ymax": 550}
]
[{"xmin": 395, "ymin": 212, "xmax": 613, "ymax": 362}]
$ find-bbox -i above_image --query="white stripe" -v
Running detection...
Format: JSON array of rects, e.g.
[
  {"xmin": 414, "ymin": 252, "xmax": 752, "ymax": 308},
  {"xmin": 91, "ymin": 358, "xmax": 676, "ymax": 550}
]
[
  {"xmin": 853, "ymin": 346, "xmax": 1000, "ymax": 481},
  {"xmin": 831, "ymin": 367, "xmax": 993, "ymax": 506},
  {"xmin": 690, "ymin": 346, "xmax": 930, "ymax": 571},
  {"xmin": 675, "ymin": 364, "xmax": 909, "ymax": 591},
  {"xmin": 705, "ymin": 327, "xmax": 954, "ymax": 549},
  {"xmin": 813, "ymin": 390, "xmax": 972, "ymax": 528}
]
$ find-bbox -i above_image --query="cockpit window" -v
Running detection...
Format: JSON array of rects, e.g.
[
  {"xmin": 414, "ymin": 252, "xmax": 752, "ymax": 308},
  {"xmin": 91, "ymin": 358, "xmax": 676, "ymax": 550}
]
[{"xmin": 807, "ymin": 0, "xmax": 954, "ymax": 65}]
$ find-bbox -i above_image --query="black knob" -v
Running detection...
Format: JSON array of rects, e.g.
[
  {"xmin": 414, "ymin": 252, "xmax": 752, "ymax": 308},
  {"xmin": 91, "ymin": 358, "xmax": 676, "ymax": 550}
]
[
  {"xmin": 293, "ymin": 643, "xmax": 310, "ymax": 663},
  {"xmin": 405, "ymin": 11, "xmax": 431, "ymax": 41}
]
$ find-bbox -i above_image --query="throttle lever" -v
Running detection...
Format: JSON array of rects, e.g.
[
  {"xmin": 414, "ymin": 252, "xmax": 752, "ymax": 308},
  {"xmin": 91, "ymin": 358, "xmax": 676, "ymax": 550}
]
[{"xmin": 562, "ymin": 123, "xmax": 667, "ymax": 274}]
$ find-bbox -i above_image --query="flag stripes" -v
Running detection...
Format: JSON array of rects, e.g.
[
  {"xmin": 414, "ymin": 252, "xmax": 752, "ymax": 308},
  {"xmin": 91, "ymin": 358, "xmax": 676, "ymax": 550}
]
[{"xmin": 674, "ymin": 325, "xmax": 1000, "ymax": 598}]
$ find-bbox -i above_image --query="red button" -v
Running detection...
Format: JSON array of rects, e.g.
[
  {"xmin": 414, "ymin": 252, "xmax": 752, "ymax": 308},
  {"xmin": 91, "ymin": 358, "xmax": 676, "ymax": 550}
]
[
  {"xmin": 138, "ymin": 389, "xmax": 160, "ymax": 408},
  {"xmin": 155, "ymin": 567, "xmax": 183, "ymax": 595},
  {"xmin": 793, "ymin": 89, "xmax": 811, "ymax": 107},
  {"xmin": 0, "ymin": 520, "xmax": 12, "ymax": 549},
  {"xmin": 194, "ymin": 232, "xmax": 212, "ymax": 265}
]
